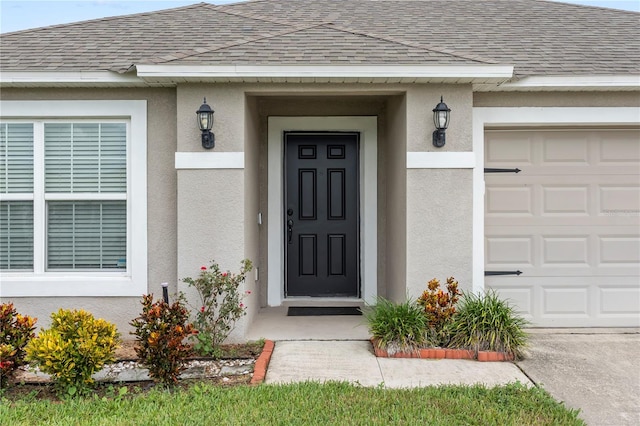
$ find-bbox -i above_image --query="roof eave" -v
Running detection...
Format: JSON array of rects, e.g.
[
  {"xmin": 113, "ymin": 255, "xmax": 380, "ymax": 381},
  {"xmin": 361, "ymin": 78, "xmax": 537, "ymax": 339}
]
[
  {"xmin": 0, "ymin": 71, "xmax": 168, "ymax": 88},
  {"xmin": 133, "ymin": 64, "xmax": 515, "ymax": 84},
  {"xmin": 2, "ymin": 69, "xmax": 638, "ymax": 92},
  {"xmin": 475, "ymin": 75, "xmax": 640, "ymax": 92}
]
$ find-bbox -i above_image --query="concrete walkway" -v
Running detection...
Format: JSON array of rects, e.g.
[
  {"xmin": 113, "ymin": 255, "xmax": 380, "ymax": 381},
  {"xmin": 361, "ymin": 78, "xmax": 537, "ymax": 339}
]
[
  {"xmin": 517, "ymin": 330, "xmax": 640, "ymax": 426},
  {"xmin": 264, "ymin": 340, "xmax": 532, "ymax": 388}
]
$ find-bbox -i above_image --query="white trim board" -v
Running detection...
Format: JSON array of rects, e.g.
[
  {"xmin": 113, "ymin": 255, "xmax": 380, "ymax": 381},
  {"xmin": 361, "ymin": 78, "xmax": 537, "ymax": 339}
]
[
  {"xmin": 471, "ymin": 106, "xmax": 640, "ymax": 295},
  {"xmin": 175, "ymin": 152, "xmax": 244, "ymax": 169},
  {"xmin": 407, "ymin": 152, "xmax": 475, "ymax": 169},
  {"xmin": 475, "ymin": 75, "xmax": 640, "ymax": 92},
  {"xmin": 0, "ymin": 71, "xmax": 157, "ymax": 87},
  {"xmin": 267, "ymin": 117, "xmax": 378, "ymax": 306},
  {"xmin": 0, "ymin": 100, "xmax": 148, "ymax": 297},
  {"xmin": 137, "ymin": 64, "xmax": 514, "ymax": 81}
]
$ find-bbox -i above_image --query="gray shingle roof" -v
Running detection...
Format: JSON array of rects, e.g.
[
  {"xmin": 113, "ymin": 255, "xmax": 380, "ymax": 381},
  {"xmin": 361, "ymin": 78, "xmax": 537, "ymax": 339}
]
[{"xmin": 1, "ymin": 0, "xmax": 639, "ymax": 77}]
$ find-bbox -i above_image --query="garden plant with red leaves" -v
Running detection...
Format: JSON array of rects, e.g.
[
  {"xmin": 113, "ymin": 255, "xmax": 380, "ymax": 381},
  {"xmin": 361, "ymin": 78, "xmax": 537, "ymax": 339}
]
[
  {"xmin": 417, "ymin": 277, "xmax": 461, "ymax": 347},
  {"xmin": 130, "ymin": 294, "xmax": 196, "ymax": 387},
  {"xmin": 0, "ymin": 303, "xmax": 36, "ymax": 388}
]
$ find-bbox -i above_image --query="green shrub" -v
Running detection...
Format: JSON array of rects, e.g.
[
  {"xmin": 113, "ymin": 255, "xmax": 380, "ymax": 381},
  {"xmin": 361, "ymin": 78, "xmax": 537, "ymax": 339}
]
[
  {"xmin": 417, "ymin": 277, "xmax": 461, "ymax": 347},
  {"xmin": 363, "ymin": 297, "xmax": 427, "ymax": 354},
  {"xmin": 130, "ymin": 294, "xmax": 195, "ymax": 387},
  {"xmin": 449, "ymin": 290, "xmax": 529, "ymax": 358},
  {"xmin": 183, "ymin": 259, "xmax": 252, "ymax": 358},
  {"xmin": 25, "ymin": 309, "xmax": 120, "ymax": 396},
  {"xmin": 0, "ymin": 303, "xmax": 37, "ymax": 388}
]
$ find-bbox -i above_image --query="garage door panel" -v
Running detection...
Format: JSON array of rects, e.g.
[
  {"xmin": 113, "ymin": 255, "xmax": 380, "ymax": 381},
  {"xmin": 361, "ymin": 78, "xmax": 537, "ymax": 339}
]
[
  {"xmin": 485, "ymin": 131, "xmax": 534, "ymax": 164},
  {"xmin": 600, "ymin": 185, "xmax": 640, "ymax": 213},
  {"xmin": 600, "ymin": 287, "xmax": 640, "ymax": 315},
  {"xmin": 542, "ymin": 236, "xmax": 589, "ymax": 265},
  {"xmin": 599, "ymin": 236, "xmax": 640, "ymax": 265},
  {"xmin": 486, "ymin": 236, "xmax": 533, "ymax": 266},
  {"xmin": 486, "ymin": 185, "xmax": 533, "ymax": 215},
  {"xmin": 486, "ymin": 128, "xmax": 639, "ymax": 327},
  {"xmin": 489, "ymin": 277, "xmax": 640, "ymax": 327},
  {"xmin": 542, "ymin": 135, "xmax": 589, "ymax": 164},
  {"xmin": 598, "ymin": 130, "xmax": 640, "ymax": 163},
  {"xmin": 543, "ymin": 287, "xmax": 589, "ymax": 315},
  {"xmin": 542, "ymin": 185, "xmax": 589, "ymax": 215}
]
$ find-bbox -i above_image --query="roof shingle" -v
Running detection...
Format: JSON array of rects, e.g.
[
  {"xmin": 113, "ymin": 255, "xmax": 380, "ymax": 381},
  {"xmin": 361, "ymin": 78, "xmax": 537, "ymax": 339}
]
[{"xmin": 1, "ymin": 0, "xmax": 638, "ymax": 77}]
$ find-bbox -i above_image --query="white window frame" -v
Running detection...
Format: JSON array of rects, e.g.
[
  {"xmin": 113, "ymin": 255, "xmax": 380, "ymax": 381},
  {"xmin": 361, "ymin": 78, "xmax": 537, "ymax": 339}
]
[{"xmin": 0, "ymin": 100, "xmax": 147, "ymax": 297}]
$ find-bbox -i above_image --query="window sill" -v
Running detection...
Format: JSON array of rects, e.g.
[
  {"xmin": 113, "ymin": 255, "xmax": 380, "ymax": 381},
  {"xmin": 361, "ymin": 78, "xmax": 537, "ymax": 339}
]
[{"xmin": 0, "ymin": 273, "xmax": 145, "ymax": 297}]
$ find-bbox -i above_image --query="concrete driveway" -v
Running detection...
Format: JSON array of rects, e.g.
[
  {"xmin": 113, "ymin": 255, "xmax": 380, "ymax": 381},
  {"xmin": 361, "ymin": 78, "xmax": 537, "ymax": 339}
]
[{"xmin": 516, "ymin": 330, "xmax": 640, "ymax": 426}]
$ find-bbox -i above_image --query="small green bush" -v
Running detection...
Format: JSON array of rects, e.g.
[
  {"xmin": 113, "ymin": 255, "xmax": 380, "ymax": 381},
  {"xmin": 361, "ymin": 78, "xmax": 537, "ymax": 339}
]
[
  {"xmin": 130, "ymin": 294, "xmax": 195, "ymax": 387},
  {"xmin": 25, "ymin": 309, "xmax": 120, "ymax": 396},
  {"xmin": 183, "ymin": 259, "xmax": 252, "ymax": 358},
  {"xmin": 363, "ymin": 297, "xmax": 427, "ymax": 354},
  {"xmin": 0, "ymin": 302, "xmax": 37, "ymax": 388},
  {"xmin": 449, "ymin": 290, "xmax": 529, "ymax": 358}
]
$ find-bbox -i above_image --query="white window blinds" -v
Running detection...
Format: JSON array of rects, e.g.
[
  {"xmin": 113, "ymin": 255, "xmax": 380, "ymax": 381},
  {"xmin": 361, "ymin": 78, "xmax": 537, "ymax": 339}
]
[
  {"xmin": 0, "ymin": 123, "xmax": 35, "ymax": 270},
  {"xmin": 1, "ymin": 123, "xmax": 34, "ymax": 193},
  {"xmin": 0, "ymin": 201, "xmax": 34, "ymax": 270},
  {"xmin": 45, "ymin": 123, "xmax": 126, "ymax": 193},
  {"xmin": 47, "ymin": 201, "xmax": 126, "ymax": 270},
  {"xmin": 44, "ymin": 123, "xmax": 127, "ymax": 270}
]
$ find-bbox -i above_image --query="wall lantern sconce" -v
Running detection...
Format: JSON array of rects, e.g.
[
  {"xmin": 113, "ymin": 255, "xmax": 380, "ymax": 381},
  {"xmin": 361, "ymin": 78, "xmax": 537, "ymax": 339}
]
[
  {"xmin": 196, "ymin": 98, "xmax": 215, "ymax": 149},
  {"xmin": 432, "ymin": 96, "xmax": 451, "ymax": 148}
]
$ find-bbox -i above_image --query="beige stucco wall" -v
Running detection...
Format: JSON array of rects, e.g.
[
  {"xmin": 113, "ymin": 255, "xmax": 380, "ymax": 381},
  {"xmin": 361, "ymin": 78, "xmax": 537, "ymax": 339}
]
[
  {"xmin": 175, "ymin": 85, "xmax": 249, "ymax": 342},
  {"xmin": 406, "ymin": 169, "xmax": 473, "ymax": 295},
  {"xmin": 0, "ymin": 87, "xmax": 177, "ymax": 333},
  {"xmin": 407, "ymin": 84, "xmax": 473, "ymax": 152},
  {"xmin": 384, "ymin": 94, "xmax": 407, "ymax": 302},
  {"xmin": 474, "ymin": 91, "xmax": 640, "ymax": 107},
  {"xmin": 405, "ymin": 84, "xmax": 475, "ymax": 296}
]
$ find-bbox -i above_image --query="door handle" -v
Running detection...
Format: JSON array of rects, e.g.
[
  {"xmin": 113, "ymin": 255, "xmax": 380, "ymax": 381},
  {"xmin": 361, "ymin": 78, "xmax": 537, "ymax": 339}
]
[{"xmin": 287, "ymin": 219, "xmax": 294, "ymax": 244}]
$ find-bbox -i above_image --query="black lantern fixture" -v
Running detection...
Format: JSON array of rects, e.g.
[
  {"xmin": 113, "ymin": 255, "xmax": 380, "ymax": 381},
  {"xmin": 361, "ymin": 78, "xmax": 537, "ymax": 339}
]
[
  {"xmin": 196, "ymin": 98, "xmax": 215, "ymax": 149},
  {"xmin": 432, "ymin": 96, "xmax": 451, "ymax": 148}
]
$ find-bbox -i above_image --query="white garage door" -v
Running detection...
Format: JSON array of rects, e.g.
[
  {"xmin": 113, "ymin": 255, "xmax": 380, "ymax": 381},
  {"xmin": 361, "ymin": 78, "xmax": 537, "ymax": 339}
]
[{"xmin": 485, "ymin": 128, "xmax": 640, "ymax": 327}]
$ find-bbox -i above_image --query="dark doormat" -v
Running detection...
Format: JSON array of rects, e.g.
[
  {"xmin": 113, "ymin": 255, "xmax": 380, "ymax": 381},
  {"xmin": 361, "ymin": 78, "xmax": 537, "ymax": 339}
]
[{"xmin": 287, "ymin": 307, "xmax": 362, "ymax": 316}]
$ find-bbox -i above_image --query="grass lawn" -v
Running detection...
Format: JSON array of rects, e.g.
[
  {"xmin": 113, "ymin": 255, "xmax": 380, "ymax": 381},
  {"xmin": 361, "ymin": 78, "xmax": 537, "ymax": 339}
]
[{"xmin": 1, "ymin": 381, "xmax": 583, "ymax": 425}]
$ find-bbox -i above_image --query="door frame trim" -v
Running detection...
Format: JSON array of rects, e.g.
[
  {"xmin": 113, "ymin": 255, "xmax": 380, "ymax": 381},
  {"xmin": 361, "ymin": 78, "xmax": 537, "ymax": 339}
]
[{"xmin": 268, "ymin": 117, "xmax": 377, "ymax": 306}]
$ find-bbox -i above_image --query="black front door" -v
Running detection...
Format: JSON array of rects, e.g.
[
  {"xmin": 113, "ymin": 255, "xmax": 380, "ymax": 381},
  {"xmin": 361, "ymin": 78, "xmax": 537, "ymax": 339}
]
[{"xmin": 284, "ymin": 132, "xmax": 360, "ymax": 297}]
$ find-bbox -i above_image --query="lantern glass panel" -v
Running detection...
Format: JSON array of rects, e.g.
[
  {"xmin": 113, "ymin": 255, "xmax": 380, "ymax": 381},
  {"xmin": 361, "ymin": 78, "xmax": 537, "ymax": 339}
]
[{"xmin": 198, "ymin": 112, "xmax": 212, "ymax": 131}]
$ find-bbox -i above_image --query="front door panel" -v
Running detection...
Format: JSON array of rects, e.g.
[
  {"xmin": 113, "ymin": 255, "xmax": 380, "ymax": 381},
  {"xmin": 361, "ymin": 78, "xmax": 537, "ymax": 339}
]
[{"xmin": 285, "ymin": 132, "xmax": 359, "ymax": 297}]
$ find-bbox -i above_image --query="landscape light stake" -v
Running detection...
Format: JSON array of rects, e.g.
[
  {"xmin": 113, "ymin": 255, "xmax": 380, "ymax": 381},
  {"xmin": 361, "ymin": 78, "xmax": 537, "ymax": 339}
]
[{"xmin": 161, "ymin": 282, "xmax": 169, "ymax": 304}]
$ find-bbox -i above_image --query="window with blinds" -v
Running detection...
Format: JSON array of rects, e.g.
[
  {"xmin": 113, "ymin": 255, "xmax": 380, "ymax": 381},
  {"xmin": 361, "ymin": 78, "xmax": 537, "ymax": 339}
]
[
  {"xmin": 0, "ymin": 123, "xmax": 34, "ymax": 270},
  {"xmin": 0, "ymin": 121, "xmax": 127, "ymax": 272}
]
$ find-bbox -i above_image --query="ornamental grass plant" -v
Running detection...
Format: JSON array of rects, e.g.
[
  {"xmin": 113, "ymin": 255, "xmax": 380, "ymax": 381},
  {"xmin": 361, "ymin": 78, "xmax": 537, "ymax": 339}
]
[
  {"xmin": 449, "ymin": 290, "xmax": 529, "ymax": 359},
  {"xmin": 363, "ymin": 297, "xmax": 427, "ymax": 355}
]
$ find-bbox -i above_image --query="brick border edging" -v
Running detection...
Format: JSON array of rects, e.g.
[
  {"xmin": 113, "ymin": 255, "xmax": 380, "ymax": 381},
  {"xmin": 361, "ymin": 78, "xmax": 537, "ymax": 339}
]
[
  {"xmin": 250, "ymin": 339, "xmax": 275, "ymax": 384},
  {"xmin": 372, "ymin": 344, "xmax": 515, "ymax": 362}
]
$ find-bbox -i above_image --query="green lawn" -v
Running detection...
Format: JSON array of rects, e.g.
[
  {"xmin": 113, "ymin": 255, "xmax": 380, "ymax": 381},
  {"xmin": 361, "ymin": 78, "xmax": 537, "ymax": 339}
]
[{"xmin": 1, "ymin": 381, "xmax": 584, "ymax": 426}]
